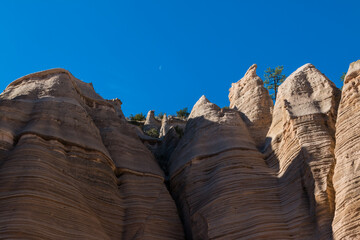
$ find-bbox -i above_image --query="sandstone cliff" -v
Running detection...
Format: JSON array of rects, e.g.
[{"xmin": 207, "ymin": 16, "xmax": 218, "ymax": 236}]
[
  {"xmin": 333, "ymin": 60, "xmax": 360, "ymax": 239},
  {"xmin": 1, "ymin": 61, "xmax": 360, "ymax": 240},
  {"xmin": 168, "ymin": 95, "xmax": 292, "ymax": 239},
  {"xmin": 263, "ymin": 63, "xmax": 341, "ymax": 239},
  {"xmin": 229, "ymin": 64, "xmax": 273, "ymax": 148},
  {"xmin": 0, "ymin": 69, "xmax": 184, "ymax": 239}
]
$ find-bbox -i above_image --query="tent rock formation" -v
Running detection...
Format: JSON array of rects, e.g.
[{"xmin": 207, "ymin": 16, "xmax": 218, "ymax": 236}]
[{"xmin": 1, "ymin": 60, "xmax": 360, "ymax": 239}]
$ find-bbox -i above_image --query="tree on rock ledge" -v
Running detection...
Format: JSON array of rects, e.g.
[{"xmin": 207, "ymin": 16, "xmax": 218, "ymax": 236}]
[
  {"xmin": 264, "ymin": 66, "xmax": 286, "ymax": 101},
  {"xmin": 176, "ymin": 107, "xmax": 190, "ymax": 119}
]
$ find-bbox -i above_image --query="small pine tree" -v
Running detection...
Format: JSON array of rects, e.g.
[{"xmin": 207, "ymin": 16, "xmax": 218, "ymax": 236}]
[
  {"xmin": 264, "ymin": 66, "xmax": 286, "ymax": 101},
  {"xmin": 340, "ymin": 72, "xmax": 346, "ymax": 82},
  {"xmin": 157, "ymin": 112, "xmax": 165, "ymax": 119},
  {"xmin": 176, "ymin": 107, "xmax": 190, "ymax": 119},
  {"xmin": 130, "ymin": 113, "xmax": 145, "ymax": 121},
  {"xmin": 340, "ymin": 72, "xmax": 346, "ymax": 90}
]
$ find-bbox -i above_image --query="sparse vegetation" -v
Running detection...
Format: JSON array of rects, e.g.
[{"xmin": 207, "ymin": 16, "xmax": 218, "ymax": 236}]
[
  {"xmin": 145, "ymin": 128, "xmax": 159, "ymax": 138},
  {"xmin": 222, "ymin": 106, "xmax": 230, "ymax": 110},
  {"xmin": 340, "ymin": 72, "xmax": 346, "ymax": 90},
  {"xmin": 264, "ymin": 66, "xmax": 286, "ymax": 101},
  {"xmin": 157, "ymin": 112, "xmax": 165, "ymax": 120},
  {"xmin": 176, "ymin": 108, "xmax": 190, "ymax": 119},
  {"xmin": 340, "ymin": 72, "xmax": 346, "ymax": 82},
  {"xmin": 130, "ymin": 113, "xmax": 145, "ymax": 121}
]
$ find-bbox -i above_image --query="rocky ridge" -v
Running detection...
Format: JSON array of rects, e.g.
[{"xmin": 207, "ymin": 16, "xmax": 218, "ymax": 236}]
[{"xmin": 0, "ymin": 61, "xmax": 360, "ymax": 239}]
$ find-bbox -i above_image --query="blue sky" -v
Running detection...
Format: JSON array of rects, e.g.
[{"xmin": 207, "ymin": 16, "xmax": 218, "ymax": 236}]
[{"xmin": 0, "ymin": 0, "xmax": 358, "ymax": 116}]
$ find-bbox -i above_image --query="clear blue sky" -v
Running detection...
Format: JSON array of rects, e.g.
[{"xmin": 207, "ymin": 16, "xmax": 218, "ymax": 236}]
[{"xmin": 0, "ymin": 0, "xmax": 358, "ymax": 116}]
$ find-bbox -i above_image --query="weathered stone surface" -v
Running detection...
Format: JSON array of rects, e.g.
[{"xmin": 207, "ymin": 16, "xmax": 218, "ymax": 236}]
[
  {"xmin": 1, "ymin": 62, "xmax": 360, "ymax": 239},
  {"xmin": 0, "ymin": 69, "xmax": 184, "ymax": 239},
  {"xmin": 168, "ymin": 95, "xmax": 292, "ymax": 239},
  {"xmin": 159, "ymin": 115, "xmax": 186, "ymax": 138},
  {"xmin": 333, "ymin": 60, "xmax": 360, "ymax": 240},
  {"xmin": 143, "ymin": 110, "xmax": 161, "ymax": 132},
  {"xmin": 229, "ymin": 64, "xmax": 273, "ymax": 148},
  {"xmin": 263, "ymin": 63, "xmax": 341, "ymax": 239},
  {"xmin": 159, "ymin": 113, "xmax": 169, "ymax": 138}
]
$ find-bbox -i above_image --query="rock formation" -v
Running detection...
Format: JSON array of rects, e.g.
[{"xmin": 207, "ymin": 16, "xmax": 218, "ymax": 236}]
[
  {"xmin": 0, "ymin": 69, "xmax": 184, "ymax": 239},
  {"xmin": 1, "ymin": 61, "xmax": 360, "ymax": 240},
  {"xmin": 263, "ymin": 63, "xmax": 341, "ymax": 239},
  {"xmin": 143, "ymin": 110, "xmax": 161, "ymax": 132},
  {"xmin": 229, "ymin": 64, "xmax": 273, "ymax": 148},
  {"xmin": 159, "ymin": 114, "xmax": 186, "ymax": 138},
  {"xmin": 159, "ymin": 113, "xmax": 169, "ymax": 138},
  {"xmin": 168, "ymin": 95, "xmax": 292, "ymax": 239},
  {"xmin": 333, "ymin": 60, "xmax": 360, "ymax": 239}
]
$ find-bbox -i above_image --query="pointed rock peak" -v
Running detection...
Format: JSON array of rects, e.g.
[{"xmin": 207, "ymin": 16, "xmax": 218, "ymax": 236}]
[
  {"xmin": 345, "ymin": 59, "xmax": 360, "ymax": 83},
  {"xmin": 191, "ymin": 95, "xmax": 215, "ymax": 111},
  {"xmin": 162, "ymin": 113, "xmax": 168, "ymax": 124},
  {"xmin": 228, "ymin": 64, "xmax": 273, "ymax": 148},
  {"xmin": 197, "ymin": 95, "xmax": 210, "ymax": 105},
  {"xmin": 298, "ymin": 63, "xmax": 315, "ymax": 71},
  {"xmin": 146, "ymin": 110, "xmax": 155, "ymax": 119},
  {"xmin": 281, "ymin": 63, "xmax": 330, "ymax": 91},
  {"xmin": 189, "ymin": 95, "xmax": 220, "ymax": 120},
  {"xmin": 244, "ymin": 64, "xmax": 258, "ymax": 78},
  {"xmin": 276, "ymin": 63, "xmax": 340, "ymax": 117},
  {"xmin": 145, "ymin": 110, "xmax": 158, "ymax": 125}
]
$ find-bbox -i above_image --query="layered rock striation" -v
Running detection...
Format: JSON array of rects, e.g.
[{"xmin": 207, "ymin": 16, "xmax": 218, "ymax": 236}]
[
  {"xmin": 168, "ymin": 96, "xmax": 291, "ymax": 239},
  {"xmin": 0, "ymin": 69, "xmax": 184, "ymax": 239},
  {"xmin": 263, "ymin": 64, "xmax": 341, "ymax": 239},
  {"xmin": 333, "ymin": 60, "xmax": 360, "ymax": 239},
  {"xmin": 1, "ymin": 60, "xmax": 360, "ymax": 240},
  {"xmin": 229, "ymin": 64, "xmax": 273, "ymax": 148}
]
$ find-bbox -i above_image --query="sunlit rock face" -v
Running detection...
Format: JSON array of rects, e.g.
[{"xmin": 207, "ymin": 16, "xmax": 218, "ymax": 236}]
[
  {"xmin": 0, "ymin": 69, "xmax": 184, "ymax": 240},
  {"xmin": 144, "ymin": 110, "xmax": 161, "ymax": 132},
  {"xmin": 229, "ymin": 64, "xmax": 273, "ymax": 148},
  {"xmin": 263, "ymin": 63, "xmax": 341, "ymax": 239},
  {"xmin": 333, "ymin": 60, "xmax": 360, "ymax": 240},
  {"xmin": 168, "ymin": 95, "xmax": 292, "ymax": 239},
  {"xmin": 2, "ymin": 60, "xmax": 360, "ymax": 240}
]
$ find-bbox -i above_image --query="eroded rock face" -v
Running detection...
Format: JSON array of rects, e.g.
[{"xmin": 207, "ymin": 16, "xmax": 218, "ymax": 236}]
[
  {"xmin": 229, "ymin": 64, "xmax": 273, "ymax": 148},
  {"xmin": 333, "ymin": 60, "xmax": 360, "ymax": 239},
  {"xmin": 0, "ymin": 69, "xmax": 184, "ymax": 239},
  {"xmin": 159, "ymin": 113, "xmax": 169, "ymax": 138},
  {"xmin": 1, "ymin": 61, "xmax": 360, "ymax": 239},
  {"xmin": 263, "ymin": 63, "xmax": 341, "ymax": 239},
  {"xmin": 168, "ymin": 95, "xmax": 292, "ymax": 239},
  {"xmin": 168, "ymin": 64, "xmax": 341, "ymax": 239},
  {"xmin": 144, "ymin": 110, "xmax": 161, "ymax": 132}
]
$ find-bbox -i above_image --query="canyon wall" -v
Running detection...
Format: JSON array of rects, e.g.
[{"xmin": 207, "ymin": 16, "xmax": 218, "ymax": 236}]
[
  {"xmin": 0, "ymin": 61, "xmax": 359, "ymax": 239},
  {"xmin": 0, "ymin": 69, "xmax": 184, "ymax": 239}
]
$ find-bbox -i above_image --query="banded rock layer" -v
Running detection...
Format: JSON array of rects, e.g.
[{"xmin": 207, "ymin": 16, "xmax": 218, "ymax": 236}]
[
  {"xmin": 333, "ymin": 60, "xmax": 360, "ymax": 239},
  {"xmin": 0, "ymin": 69, "xmax": 184, "ymax": 239},
  {"xmin": 1, "ymin": 61, "xmax": 360, "ymax": 240},
  {"xmin": 168, "ymin": 96, "xmax": 291, "ymax": 239},
  {"xmin": 229, "ymin": 64, "xmax": 273, "ymax": 148},
  {"xmin": 263, "ymin": 64, "xmax": 341, "ymax": 239}
]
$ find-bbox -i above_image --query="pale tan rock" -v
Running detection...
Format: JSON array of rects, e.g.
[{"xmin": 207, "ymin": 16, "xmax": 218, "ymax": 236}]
[
  {"xmin": 144, "ymin": 110, "xmax": 161, "ymax": 132},
  {"xmin": 263, "ymin": 63, "xmax": 341, "ymax": 239},
  {"xmin": 0, "ymin": 69, "xmax": 184, "ymax": 239},
  {"xmin": 229, "ymin": 64, "xmax": 273, "ymax": 148},
  {"xmin": 159, "ymin": 113, "xmax": 169, "ymax": 138},
  {"xmin": 169, "ymin": 95, "xmax": 292, "ymax": 239},
  {"xmin": 333, "ymin": 59, "xmax": 360, "ymax": 240}
]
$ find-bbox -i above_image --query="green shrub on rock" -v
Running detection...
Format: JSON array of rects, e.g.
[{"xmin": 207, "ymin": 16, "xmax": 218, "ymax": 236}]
[{"xmin": 145, "ymin": 128, "xmax": 159, "ymax": 138}]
